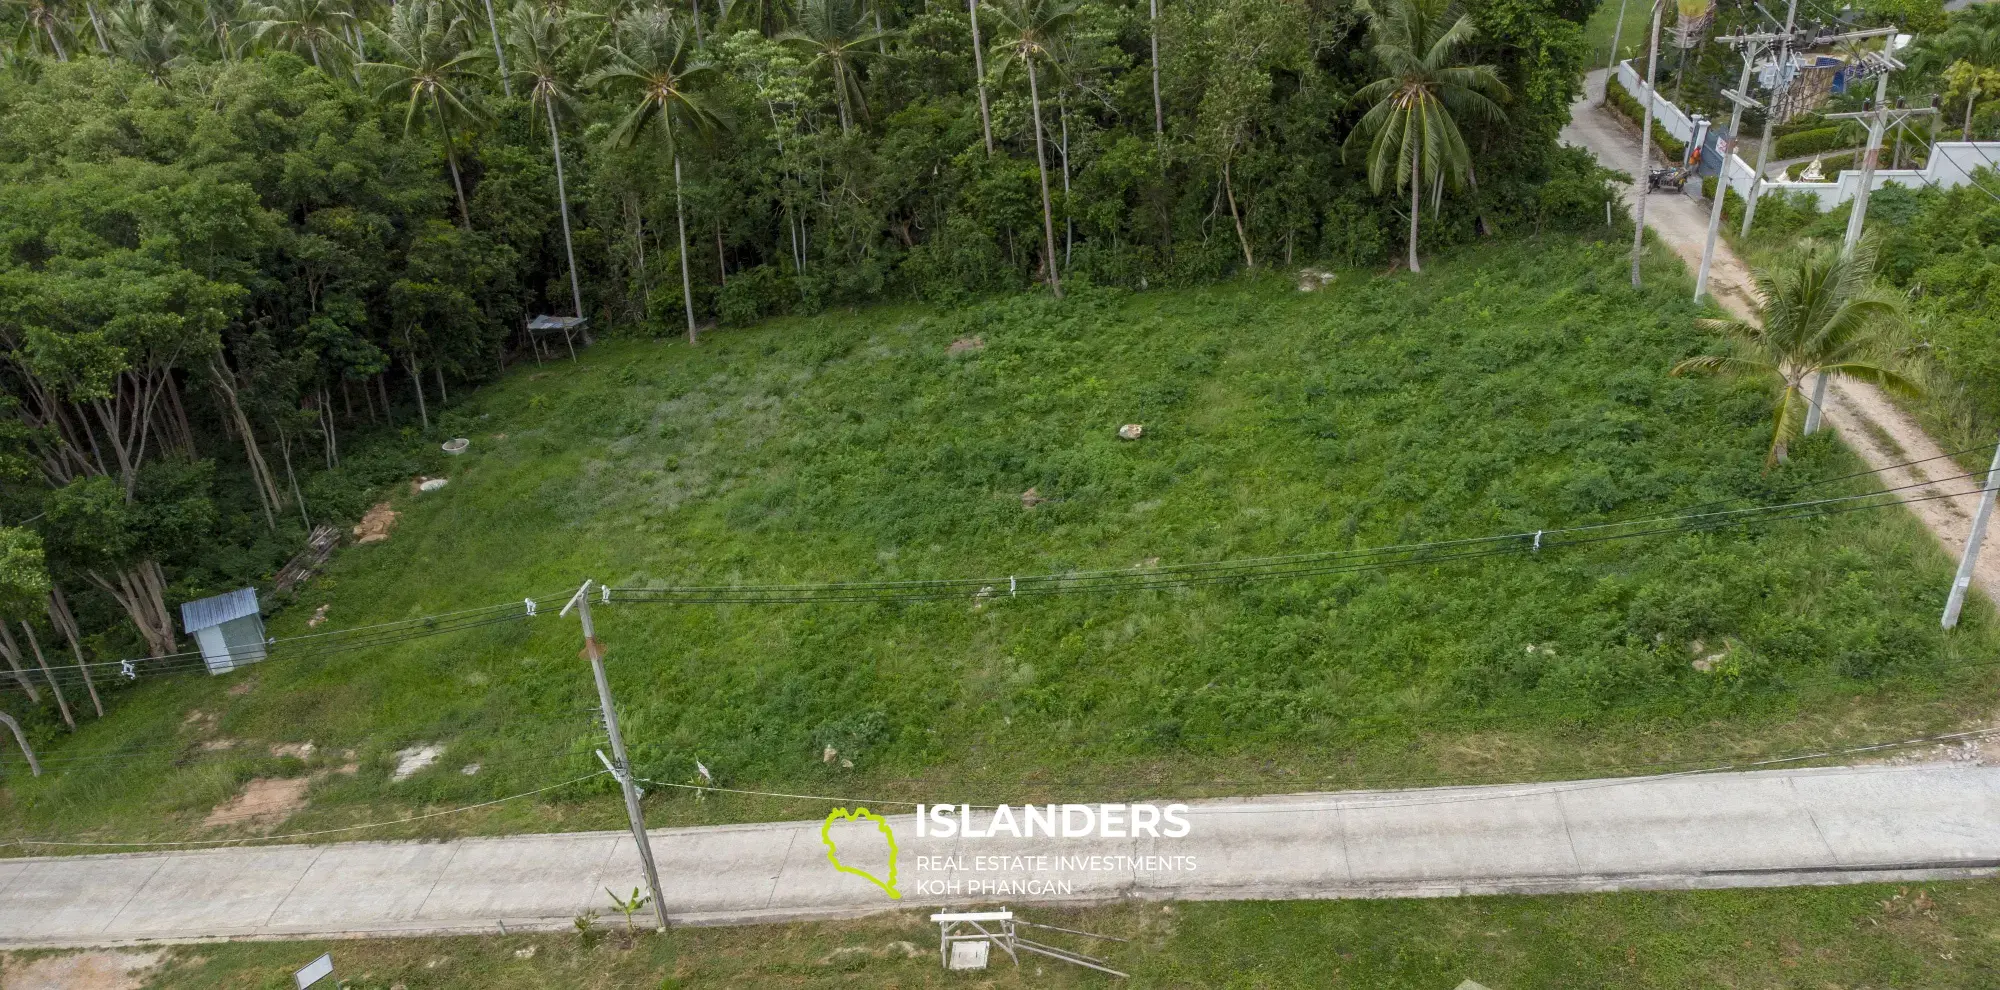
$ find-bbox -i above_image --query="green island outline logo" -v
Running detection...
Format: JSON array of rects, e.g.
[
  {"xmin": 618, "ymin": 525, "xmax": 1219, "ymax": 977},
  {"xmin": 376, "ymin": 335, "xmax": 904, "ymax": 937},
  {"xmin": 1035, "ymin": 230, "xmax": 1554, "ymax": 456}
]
[{"xmin": 821, "ymin": 806, "xmax": 901, "ymax": 900}]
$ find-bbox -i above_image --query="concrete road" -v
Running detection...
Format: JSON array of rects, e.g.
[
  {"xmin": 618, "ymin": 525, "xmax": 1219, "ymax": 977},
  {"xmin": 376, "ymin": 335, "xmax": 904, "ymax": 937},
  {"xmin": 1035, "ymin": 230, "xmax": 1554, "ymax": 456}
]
[
  {"xmin": 3, "ymin": 764, "xmax": 1998, "ymax": 947},
  {"xmin": 1563, "ymin": 71, "xmax": 2000, "ymax": 608}
]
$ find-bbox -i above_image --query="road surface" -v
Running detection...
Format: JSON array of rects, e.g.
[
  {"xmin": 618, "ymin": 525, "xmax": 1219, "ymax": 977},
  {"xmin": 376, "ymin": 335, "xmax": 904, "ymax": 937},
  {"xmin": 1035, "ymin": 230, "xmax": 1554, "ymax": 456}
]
[{"xmin": 1, "ymin": 764, "xmax": 1997, "ymax": 947}]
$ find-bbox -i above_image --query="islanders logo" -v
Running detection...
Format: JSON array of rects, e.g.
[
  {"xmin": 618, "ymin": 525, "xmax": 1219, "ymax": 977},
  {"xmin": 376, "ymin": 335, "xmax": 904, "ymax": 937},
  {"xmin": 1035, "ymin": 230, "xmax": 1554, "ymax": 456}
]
[{"xmin": 821, "ymin": 807, "xmax": 901, "ymax": 899}]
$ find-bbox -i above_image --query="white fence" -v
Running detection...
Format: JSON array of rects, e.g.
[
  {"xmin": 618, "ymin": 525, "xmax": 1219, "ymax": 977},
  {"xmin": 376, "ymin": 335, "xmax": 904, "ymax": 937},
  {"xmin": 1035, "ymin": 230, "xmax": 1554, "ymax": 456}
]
[{"xmin": 1613, "ymin": 59, "xmax": 2000, "ymax": 210}]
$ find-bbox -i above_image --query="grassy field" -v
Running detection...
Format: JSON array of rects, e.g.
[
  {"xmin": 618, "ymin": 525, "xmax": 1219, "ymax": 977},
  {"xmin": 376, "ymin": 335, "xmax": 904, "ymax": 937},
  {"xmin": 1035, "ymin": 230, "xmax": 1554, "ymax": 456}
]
[
  {"xmin": 3, "ymin": 232, "xmax": 1997, "ymax": 847},
  {"xmin": 1583, "ymin": 0, "xmax": 1650, "ymax": 71},
  {"xmin": 14, "ymin": 879, "xmax": 2000, "ymax": 987}
]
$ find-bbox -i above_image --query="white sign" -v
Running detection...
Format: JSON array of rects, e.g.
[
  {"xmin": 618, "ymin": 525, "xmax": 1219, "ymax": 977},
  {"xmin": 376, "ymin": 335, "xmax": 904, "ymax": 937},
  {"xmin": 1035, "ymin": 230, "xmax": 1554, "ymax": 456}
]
[{"xmin": 294, "ymin": 953, "xmax": 333, "ymax": 988}]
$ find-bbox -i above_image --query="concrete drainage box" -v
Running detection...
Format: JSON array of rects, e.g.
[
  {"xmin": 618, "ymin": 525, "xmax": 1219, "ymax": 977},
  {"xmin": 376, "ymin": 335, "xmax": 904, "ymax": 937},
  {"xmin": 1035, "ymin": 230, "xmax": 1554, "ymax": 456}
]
[{"xmin": 947, "ymin": 940, "xmax": 990, "ymax": 970}]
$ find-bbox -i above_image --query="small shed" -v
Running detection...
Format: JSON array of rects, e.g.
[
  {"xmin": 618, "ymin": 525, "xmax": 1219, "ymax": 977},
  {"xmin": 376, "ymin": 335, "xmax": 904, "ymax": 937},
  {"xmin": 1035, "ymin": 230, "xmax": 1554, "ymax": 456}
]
[
  {"xmin": 181, "ymin": 588, "xmax": 269, "ymax": 675},
  {"xmin": 525, "ymin": 315, "xmax": 589, "ymax": 364}
]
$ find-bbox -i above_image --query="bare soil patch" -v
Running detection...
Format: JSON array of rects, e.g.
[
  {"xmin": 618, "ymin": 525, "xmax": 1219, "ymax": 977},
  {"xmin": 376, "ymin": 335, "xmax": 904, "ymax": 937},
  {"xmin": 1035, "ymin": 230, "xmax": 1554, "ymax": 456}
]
[
  {"xmin": 353, "ymin": 503, "xmax": 399, "ymax": 543},
  {"xmin": 202, "ymin": 777, "xmax": 310, "ymax": 830},
  {"xmin": 1, "ymin": 949, "xmax": 163, "ymax": 990}
]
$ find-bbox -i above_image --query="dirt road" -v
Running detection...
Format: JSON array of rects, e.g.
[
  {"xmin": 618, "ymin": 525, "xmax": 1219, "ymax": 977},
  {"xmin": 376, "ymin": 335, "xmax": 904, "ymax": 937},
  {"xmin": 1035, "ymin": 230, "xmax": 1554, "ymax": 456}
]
[{"xmin": 1564, "ymin": 70, "xmax": 2000, "ymax": 608}]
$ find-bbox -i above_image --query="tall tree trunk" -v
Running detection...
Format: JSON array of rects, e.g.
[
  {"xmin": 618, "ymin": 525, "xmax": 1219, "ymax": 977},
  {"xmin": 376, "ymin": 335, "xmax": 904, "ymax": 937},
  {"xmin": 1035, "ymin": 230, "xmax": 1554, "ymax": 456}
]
[
  {"xmin": 276, "ymin": 425, "xmax": 311, "ymax": 529},
  {"xmin": 548, "ymin": 101, "xmax": 586, "ymax": 320},
  {"xmin": 1968, "ymin": 85, "xmax": 1979, "ymax": 141},
  {"xmin": 970, "ymin": 0, "xmax": 994, "ymax": 155},
  {"xmin": 207, "ymin": 358, "xmax": 281, "ymax": 532},
  {"xmin": 45, "ymin": 21, "xmax": 68, "ymax": 60},
  {"xmin": 433, "ymin": 96, "xmax": 472, "ymax": 230},
  {"xmin": 1149, "ymin": 0, "xmax": 1163, "ymax": 137},
  {"xmin": 672, "ymin": 152, "xmax": 701, "ymax": 343},
  {"xmin": 0, "ymin": 622, "xmax": 41, "ymax": 702},
  {"xmin": 1026, "ymin": 63, "xmax": 1063, "ymax": 298},
  {"xmin": 85, "ymin": 1, "xmax": 110, "ymax": 51},
  {"xmin": 21, "ymin": 622, "xmax": 73, "ymax": 731},
  {"xmin": 1060, "ymin": 97, "xmax": 1074, "ymax": 266},
  {"xmin": 434, "ymin": 366, "xmax": 448, "ymax": 405},
  {"xmin": 481, "ymin": 0, "xmax": 511, "ymax": 97},
  {"xmin": 85, "ymin": 563, "xmax": 176, "ymax": 658},
  {"xmin": 402, "ymin": 348, "xmax": 430, "ymax": 430},
  {"xmin": 377, "ymin": 372, "xmax": 395, "ymax": 427},
  {"xmin": 1224, "ymin": 155, "xmax": 1252, "ymax": 268},
  {"xmin": 47, "ymin": 586, "xmax": 101, "ymax": 718},
  {"xmin": 1408, "ymin": 152, "xmax": 1422, "ymax": 274}
]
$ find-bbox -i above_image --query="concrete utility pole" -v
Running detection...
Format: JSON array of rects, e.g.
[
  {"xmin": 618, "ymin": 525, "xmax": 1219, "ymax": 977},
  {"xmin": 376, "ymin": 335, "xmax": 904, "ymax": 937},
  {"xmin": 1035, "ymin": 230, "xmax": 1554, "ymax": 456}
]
[
  {"xmin": 1604, "ymin": 0, "xmax": 1631, "ymax": 106},
  {"xmin": 565, "ymin": 579, "xmax": 669, "ymax": 932},
  {"xmin": 1741, "ymin": 0, "xmax": 1800, "ymax": 237},
  {"xmin": 1695, "ymin": 35, "xmax": 1772, "ymax": 301},
  {"xmin": 1943, "ymin": 439, "xmax": 2000, "ymax": 629},
  {"xmin": 1805, "ymin": 32, "xmax": 1931, "ymax": 435},
  {"xmin": 1631, "ymin": 0, "xmax": 1667, "ymax": 288}
]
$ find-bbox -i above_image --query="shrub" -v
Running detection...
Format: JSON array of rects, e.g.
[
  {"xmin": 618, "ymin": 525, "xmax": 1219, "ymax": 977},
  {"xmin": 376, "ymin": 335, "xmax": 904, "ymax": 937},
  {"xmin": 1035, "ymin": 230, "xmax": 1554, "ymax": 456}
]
[
  {"xmin": 1603, "ymin": 76, "xmax": 1688, "ymax": 162},
  {"xmin": 1772, "ymin": 126, "xmax": 1858, "ymax": 161}
]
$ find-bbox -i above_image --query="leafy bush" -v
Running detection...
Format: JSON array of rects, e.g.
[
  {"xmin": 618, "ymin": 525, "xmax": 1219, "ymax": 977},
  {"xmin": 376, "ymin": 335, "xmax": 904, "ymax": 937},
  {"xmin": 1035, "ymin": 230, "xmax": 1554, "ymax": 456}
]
[
  {"xmin": 1773, "ymin": 125, "xmax": 1860, "ymax": 160},
  {"xmin": 1604, "ymin": 76, "xmax": 1688, "ymax": 161}
]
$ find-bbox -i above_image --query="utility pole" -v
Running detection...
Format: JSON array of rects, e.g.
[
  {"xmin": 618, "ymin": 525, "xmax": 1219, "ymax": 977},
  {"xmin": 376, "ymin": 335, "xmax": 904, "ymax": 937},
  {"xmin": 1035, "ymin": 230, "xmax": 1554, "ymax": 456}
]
[
  {"xmin": 1603, "ymin": 0, "xmax": 1631, "ymax": 106},
  {"xmin": 1943, "ymin": 439, "xmax": 2000, "ymax": 629},
  {"xmin": 1631, "ymin": 0, "xmax": 1667, "ymax": 288},
  {"xmin": 564, "ymin": 579, "xmax": 669, "ymax": 932},
  {"xmin": 1805, "ymin": 31, "xmax": 1930, "ymax": 435},
  {"xmin": 1740, "ymin": 0, "xmax": 1800, "ymax": 237},
  {"xmin": 1695, "ymin": 33, "xmax": 1772, "ymax": 301}
]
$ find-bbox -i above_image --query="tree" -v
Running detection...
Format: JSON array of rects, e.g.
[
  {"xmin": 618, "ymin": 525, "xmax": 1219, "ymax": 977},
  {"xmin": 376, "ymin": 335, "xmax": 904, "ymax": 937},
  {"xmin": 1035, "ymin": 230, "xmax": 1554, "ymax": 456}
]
[
  {"xmin": 1343, "ymin": 0, "xmax": 1507, "ymax": 274},
  {"xmin": 244, "ymin": 0, "xmax": 353, "ymax": 72},
  {"xmin": 777, "ymin": 0, "xmax": 889, "ymax": 136},
  {"xmin": 9, "ymin": 0, "xmax": 74, "ymax": 59},
  {"xmin": 504, "ymin": 0, "xmax": 592, "ymax": 321},
  {"xmin": 104, "ymin": 0, "xmax": 182, "ymax": 83},
  {"xmin": 364, "ymin": 0, "xmax": 485, "ymax": 229},
  {"xmin": 1672, "ymin": 239, "xmax": 1917, "ymax": 468},
  {"xmin": 987, "ymin": 0, "xmax": 1077, "ymax": 297},
  {"xmin": 588, "ymin": 9, "xmax": 730, "ymax": 344}
]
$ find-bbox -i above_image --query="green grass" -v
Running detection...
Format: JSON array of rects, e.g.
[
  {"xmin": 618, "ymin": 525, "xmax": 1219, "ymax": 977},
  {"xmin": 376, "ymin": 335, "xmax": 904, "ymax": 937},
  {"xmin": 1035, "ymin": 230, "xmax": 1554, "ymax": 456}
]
[
  {"xmin": 3, "ymin": 233, "xmax": 1997, "ymax": 846},
  {"xmin": 1585, "ymin": 0, "xmax": 1652, "ymax": 70},
  {"xmin": 23, "ymin": 879, "xmax": 2000, "ymax": 987}
]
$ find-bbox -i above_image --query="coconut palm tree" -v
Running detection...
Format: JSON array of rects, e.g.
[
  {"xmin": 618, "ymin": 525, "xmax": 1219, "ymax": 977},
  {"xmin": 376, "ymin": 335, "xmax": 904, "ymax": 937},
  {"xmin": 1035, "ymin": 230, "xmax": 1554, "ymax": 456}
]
[
  {"xmin": 1343, "ymin": 0, "xmax": 1506, "ymax": 274},
  {"xmin": 987, "ymin": 0, "xmax": 1076, "ymax": 298},
  {"xmin": 1671, "ymin": 239, "xmax": 1916, "ymax": 468},
  {"xmin": 586, "ymin": 8, "xmax": 730, "ymax": 344},
  {"xmin": 9, "ymin": 0, "xmax": 74, "ymax": 59},
  {"xmin": 504, "ymin": 0, "xmax": 593, "ymax": 320},
  {"xmin": 776, "ymin": 0, "xmax": 888, "ymax": 135},
  {"xmin": 244, "ymin": 0, "xmax": 352, "ymax": 70},
  {"xmin": 104, "ymin": 0, "xmax": 180, "ymax": 82},
  {"xmin": 364, "ymin": 0, "xmax": 485, "ymax": 228}
]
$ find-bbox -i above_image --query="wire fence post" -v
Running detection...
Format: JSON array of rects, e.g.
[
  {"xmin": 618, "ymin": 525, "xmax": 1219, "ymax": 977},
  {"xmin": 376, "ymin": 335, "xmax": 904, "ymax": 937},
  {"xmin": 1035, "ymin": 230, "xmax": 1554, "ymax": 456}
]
[
  {"xmin": 565, "ymin": 579, "xmax": 669, "ymax": 931},
  {"xmin": 1943, "ymin": 439, "xmax": 2000, "ymax": 630}
]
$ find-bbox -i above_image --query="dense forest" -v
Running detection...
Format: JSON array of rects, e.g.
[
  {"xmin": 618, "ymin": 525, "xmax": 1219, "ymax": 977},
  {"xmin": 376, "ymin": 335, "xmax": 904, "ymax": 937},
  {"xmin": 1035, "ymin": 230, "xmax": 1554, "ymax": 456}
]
[{"xmin": 0, "ymin": 0, "xmax": 1612, "ymax": 701}]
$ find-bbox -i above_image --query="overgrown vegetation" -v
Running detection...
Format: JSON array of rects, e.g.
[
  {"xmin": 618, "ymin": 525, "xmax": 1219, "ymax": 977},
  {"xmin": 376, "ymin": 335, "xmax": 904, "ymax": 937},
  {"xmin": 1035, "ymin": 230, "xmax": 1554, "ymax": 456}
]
[
  {"xmin": 0, "ymin": 0, "xmax": 1602, "ymax": 691},
  {"xmin": 4, "ymin": 235, "xmax": 1995, "ymax": 844},
  {"xmin": 33, "ymin": 879, "xmax": 2000, "ymax": 987}
]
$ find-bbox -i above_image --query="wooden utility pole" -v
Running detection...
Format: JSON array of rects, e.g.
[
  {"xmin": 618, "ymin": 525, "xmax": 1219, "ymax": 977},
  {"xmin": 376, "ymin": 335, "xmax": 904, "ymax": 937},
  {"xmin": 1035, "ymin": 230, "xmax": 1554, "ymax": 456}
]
[{"xmin": 564, "ymin": 580, "xmax": 669, "ymax": 931}]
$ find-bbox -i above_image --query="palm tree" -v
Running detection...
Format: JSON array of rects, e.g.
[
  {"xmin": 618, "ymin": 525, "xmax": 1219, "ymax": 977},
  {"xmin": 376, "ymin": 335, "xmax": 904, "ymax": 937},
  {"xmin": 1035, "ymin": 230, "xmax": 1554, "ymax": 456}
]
[
  {"xmin": 364, "ymin": 0, "xmax": 485, "ymax": 228},
  {"xmin": 777, "ymin": 0, "xmax": 888, "ymax": 136},
  {"xmin": 987, "ymin": 0, "xmax": 1076, "ymax": 298},
  {"xmin": 9, "ymin": 0, "xmax": 73, "ymax": 59},
  {"xmin": 1671, "ymin": 240, "xmax": 1915, "ymax": 468},
  {"xmin": 244, "ymin": 0, "xmax": 352, "ymax": 71},
  {"xmin": 586, "ymin": 8, "xmax": 729, "ymax": 344},
  {"xmin": 504, "ymin": 0, "xmax": 592, "ymax": 321},
  {"xmin": 1342, "ymin": 0, "xmax": 1507, "ymax": 274},
  {"xmin": 104, "ymin": 0, "xmax": 180, "ymax": 83}
]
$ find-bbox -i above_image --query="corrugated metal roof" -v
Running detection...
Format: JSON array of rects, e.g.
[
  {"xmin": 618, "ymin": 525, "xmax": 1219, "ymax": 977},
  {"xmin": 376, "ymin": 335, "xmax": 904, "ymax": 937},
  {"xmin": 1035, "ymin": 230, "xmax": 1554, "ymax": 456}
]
[
  {"xmin": 527, "ymin": 315, "xmax": 587, "ymax": 331},
  {"xmin": 181, "ymin": 587, "xmax": 260, "ymax": 633}
]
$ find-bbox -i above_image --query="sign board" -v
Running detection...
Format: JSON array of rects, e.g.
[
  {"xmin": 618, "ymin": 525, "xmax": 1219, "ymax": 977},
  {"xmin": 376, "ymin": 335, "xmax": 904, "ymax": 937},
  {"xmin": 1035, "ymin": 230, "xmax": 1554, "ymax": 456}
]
[{"xmin": 294, "ymin": 953, "xmax": 334, "ymax": 988}]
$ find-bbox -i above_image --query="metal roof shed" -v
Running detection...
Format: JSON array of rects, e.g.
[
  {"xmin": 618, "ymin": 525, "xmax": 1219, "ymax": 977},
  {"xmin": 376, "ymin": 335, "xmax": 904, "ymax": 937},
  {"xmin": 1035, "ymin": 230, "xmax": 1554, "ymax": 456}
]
[
  {"xmin": 525, "ymin": 314, "xmax": 589, "ymax": 363},
  {"xmin": 180, "ymin": 588, "xmax": 268, "ymax": 675}
]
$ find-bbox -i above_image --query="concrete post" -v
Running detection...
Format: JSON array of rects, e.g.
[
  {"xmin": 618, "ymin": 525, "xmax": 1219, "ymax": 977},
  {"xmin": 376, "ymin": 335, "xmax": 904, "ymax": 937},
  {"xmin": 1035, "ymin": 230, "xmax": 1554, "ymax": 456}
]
[
  {"xmin": 1630, "ymin": 0, "xmax": 1666, "ymax": 288},
  {"xmin": 1696, "ymin": 50, "xmax": 1757, "ymax": 300},
  {"xmin": 569, "ymin": 580, "xmax": 670, "ymax": 930},
  {"xmin": 1943, "ymin": 440, "xmax": 2000, "ymax": 630},
  {"xmin": 1806, "ymin": 66, "xmax": 1892, "ymax": 436}
]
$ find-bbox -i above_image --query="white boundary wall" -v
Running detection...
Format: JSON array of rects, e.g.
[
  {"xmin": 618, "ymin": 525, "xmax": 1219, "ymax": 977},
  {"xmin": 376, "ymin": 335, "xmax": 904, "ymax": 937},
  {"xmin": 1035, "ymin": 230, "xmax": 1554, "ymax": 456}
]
[{"xmin": 1614, "ymin": 59, "xmax": 2000, "ymax": 210}]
